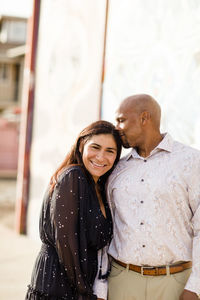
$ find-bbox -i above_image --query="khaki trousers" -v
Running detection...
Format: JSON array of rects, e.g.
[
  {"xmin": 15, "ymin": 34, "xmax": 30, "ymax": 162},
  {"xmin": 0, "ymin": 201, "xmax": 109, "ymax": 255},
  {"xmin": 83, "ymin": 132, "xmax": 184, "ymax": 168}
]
[{"xmin": 108, "ymin": 260, "xmax": 191, "ymax": 300}]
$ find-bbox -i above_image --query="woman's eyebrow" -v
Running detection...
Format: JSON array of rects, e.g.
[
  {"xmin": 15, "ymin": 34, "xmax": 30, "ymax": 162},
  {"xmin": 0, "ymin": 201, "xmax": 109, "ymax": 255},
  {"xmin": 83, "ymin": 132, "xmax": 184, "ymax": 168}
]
[
  {"xmin": 90, "ymin": 142, "xmax": 100, "ymax": 146},
  {"xmin": 106, "ymin": 147, "xmax": 117, "ymax": 151},
  {"xmin": 91, "ymin": 143, "xmax": 117, "ymax": 151}
]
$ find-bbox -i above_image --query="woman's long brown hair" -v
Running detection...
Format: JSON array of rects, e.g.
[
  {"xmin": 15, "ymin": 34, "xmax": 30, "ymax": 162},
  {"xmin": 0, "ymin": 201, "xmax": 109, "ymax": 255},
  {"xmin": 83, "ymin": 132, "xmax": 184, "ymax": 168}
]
[{"xmin": 50, "ymin": 120, "xmax": 122, "ymax": 193}]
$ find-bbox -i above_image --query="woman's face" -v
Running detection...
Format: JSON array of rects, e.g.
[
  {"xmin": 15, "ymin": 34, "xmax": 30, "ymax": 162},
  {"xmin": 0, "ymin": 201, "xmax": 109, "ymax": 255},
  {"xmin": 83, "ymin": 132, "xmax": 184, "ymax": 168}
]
[{"xmin": 81, "ymin": 134, "xmax": 117, "ymax": 183}]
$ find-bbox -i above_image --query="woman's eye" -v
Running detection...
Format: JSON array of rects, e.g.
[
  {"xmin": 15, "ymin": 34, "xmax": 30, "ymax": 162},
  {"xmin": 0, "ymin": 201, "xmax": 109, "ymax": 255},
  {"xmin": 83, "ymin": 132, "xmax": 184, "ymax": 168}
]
[{"xmin": 107, "ymin": 150, "xmax": 115, "ymax": 154}]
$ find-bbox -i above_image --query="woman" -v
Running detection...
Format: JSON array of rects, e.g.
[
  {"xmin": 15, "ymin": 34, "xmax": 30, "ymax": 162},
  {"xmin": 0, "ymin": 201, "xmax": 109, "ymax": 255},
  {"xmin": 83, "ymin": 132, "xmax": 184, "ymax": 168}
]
[{"xmin": 25, "ymin": 120, "xmax": 122, "ymax": 300}]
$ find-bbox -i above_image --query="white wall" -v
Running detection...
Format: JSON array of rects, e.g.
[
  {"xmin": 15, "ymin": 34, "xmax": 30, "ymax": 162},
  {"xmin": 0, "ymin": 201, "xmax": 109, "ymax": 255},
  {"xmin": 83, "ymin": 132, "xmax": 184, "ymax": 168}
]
[
  {"xmin": 27, "ymin": 0, "xmax": 107, "ymax": 238},
  {"xmin": 102, "ymin": 0, "xmax": 200, "ymax": 149}
]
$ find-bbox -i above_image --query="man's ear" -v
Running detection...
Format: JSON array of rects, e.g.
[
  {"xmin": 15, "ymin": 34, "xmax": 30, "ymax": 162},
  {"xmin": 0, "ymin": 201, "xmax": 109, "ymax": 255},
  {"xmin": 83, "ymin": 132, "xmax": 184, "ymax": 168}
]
[{"xmin": 141, "ymin": 111, "xmax": 150, "ymax": 125}]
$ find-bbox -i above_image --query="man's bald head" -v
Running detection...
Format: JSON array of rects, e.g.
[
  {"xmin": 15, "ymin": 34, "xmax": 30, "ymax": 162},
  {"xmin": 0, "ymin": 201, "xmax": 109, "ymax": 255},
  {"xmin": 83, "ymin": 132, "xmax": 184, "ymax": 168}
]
[
  {"xmin": 116, "ymin": 94, "xmax": 163, "ymax": 155},
  {"xmin": 119, "ymin": 94, "xmax": 161, "ymax": 129}
]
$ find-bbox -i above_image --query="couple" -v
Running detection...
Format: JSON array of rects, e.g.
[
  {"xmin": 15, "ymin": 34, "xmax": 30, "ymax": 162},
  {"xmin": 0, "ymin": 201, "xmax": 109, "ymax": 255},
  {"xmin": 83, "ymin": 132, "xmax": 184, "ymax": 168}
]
[{"xmin": 26, "ymin": 94, "xmax": 200, "ymax": 300}]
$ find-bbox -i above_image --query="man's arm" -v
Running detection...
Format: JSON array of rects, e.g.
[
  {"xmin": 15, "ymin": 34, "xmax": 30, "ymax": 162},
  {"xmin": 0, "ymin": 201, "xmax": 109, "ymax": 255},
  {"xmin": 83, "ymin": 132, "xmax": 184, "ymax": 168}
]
[{"xmin": 183, "ymin": 155, "xmax": 200, "ymax": 298}]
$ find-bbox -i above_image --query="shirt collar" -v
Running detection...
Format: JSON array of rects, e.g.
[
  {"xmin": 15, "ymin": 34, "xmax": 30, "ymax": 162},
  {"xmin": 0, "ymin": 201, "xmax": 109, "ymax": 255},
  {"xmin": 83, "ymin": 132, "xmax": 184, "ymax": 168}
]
[{"xmin": 126, "ymin": 133, "xmax": 173, "ymax": 161}]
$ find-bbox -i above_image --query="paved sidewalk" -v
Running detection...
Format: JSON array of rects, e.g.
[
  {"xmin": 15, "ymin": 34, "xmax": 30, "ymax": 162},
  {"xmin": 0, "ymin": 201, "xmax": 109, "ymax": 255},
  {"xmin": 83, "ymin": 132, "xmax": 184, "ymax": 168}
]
[{"xmin": 0, "ymin": 224, "xmax": 40, "ymax": 300}]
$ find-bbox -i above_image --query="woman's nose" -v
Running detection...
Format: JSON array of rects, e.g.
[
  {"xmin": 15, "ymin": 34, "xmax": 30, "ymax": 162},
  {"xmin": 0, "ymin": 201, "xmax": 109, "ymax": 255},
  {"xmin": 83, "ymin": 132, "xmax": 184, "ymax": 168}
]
[{"xmin": 96, "ymin": 151, "xmax": 105, "ymax": 161}]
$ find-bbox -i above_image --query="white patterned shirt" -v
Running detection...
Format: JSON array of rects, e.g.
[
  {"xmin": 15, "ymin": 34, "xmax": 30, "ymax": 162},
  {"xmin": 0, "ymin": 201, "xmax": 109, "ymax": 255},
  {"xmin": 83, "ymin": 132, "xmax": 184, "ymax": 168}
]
[{"xmin": 107, "ymin": 133, "xmax": 200, "ymax": 294}]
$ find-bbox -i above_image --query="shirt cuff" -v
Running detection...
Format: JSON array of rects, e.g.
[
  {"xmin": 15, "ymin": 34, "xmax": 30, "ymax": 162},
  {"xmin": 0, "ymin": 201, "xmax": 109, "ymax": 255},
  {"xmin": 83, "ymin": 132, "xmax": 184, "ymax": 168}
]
[
  {"xmin": 185, "ymin": 274, "xmax": 200, "ymax": 294},
  {"xmin": 93, "ymin": 278, "xmax": 108, "ymax": 300}
]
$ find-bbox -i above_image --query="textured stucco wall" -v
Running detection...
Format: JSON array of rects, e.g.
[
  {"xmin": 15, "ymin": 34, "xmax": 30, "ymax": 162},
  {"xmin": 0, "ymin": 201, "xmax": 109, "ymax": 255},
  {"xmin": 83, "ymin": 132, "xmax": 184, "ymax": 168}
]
[
  {"xmin": 102, "ymin": 0, "xmax": 200, "ymax": 149},
  {"xmin": 27, "ymin": 0, "xmax": 107, "ymax": 238}
]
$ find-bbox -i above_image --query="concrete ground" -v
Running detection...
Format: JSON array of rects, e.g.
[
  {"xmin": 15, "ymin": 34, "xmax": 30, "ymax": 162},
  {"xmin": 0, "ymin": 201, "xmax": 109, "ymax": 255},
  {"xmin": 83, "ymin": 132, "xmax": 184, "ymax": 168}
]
[{"xmin": 0, "ymin": 179, "xmax": 40, "ymax": 300}]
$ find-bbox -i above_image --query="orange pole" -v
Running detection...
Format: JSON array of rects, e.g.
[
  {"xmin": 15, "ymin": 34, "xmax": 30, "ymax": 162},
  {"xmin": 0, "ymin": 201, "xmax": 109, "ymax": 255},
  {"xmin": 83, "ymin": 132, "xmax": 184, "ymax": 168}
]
[
  {"xmin": 15, "ymin": 0, "xmax": 41, "ymax": 234},
  {"xmin": 99, "ymin": 0, "xmax": 109, "ymax": 119}
]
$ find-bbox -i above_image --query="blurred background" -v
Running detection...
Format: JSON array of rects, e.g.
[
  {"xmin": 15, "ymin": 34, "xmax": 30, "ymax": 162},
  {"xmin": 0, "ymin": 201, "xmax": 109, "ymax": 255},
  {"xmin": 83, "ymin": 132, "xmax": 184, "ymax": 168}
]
[
  {"xmin": 0, "ymin": 0, "xmax": 200, "ymax": 298},
  {"xmin": 0, "ymin": 0, "xmax": 32, "ymax": 226}
]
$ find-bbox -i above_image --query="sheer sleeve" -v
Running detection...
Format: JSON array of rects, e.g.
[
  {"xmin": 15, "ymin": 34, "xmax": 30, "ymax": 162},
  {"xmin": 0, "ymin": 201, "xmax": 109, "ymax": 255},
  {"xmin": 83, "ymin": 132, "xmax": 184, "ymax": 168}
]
[{"xmin": 50, "ymin": 167, "xmax": 96, "ymax": 299}]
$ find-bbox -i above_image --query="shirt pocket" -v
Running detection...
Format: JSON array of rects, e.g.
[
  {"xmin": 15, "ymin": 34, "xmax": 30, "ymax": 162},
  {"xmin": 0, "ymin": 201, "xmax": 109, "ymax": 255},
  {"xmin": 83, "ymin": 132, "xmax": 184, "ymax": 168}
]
[
  {"xmin": 171, "ymin": 268, "xmax": 191, "ymax": 287},
  {"xmin": 109, "ymin": 261, "xmax": 125, "ymax": 278}
]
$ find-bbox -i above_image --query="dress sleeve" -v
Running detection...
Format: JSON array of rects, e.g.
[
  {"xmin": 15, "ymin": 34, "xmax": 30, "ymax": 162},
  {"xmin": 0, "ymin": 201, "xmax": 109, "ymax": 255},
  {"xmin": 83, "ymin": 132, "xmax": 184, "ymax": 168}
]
[{"xmin": 50, "ymin": 168, "xmax": 96, "ymax": 299}]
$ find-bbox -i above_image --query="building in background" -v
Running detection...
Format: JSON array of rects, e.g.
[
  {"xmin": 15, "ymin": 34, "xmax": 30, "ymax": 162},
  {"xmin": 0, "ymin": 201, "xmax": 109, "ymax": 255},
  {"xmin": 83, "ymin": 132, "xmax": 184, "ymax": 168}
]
[
  {"xmin": 0, "ymin": 15, "xmax": 27, "ymax": 107},
  {"xmin": 0, "ymin": 15, "xmax": 27, "ymax": 176}
]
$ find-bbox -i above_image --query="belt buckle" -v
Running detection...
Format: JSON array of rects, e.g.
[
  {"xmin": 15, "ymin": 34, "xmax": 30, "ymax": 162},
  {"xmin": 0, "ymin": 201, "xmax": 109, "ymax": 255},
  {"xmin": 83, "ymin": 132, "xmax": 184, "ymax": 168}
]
[{"xmin": 141, "ymin": 265, "xmax": 156, "ymax": 276}]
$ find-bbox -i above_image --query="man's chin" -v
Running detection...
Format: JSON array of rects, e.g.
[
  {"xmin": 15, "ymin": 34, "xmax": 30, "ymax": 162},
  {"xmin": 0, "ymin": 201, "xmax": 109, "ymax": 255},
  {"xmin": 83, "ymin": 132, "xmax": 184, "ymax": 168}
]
[{"xmin": 122, "ymin": 142, "xmax": 131, "ymax": 148}]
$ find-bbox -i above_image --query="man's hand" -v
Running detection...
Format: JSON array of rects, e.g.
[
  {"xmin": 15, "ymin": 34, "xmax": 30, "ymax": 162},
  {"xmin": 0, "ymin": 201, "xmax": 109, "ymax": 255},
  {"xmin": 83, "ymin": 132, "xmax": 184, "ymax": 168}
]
[{"xmin": 179, "ymin": 289, "xmax": 199, "ymax": 300}]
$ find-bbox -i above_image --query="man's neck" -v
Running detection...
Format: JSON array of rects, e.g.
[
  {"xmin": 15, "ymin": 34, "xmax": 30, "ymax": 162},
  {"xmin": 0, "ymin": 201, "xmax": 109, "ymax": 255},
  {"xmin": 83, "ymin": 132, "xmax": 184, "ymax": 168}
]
[{"xmin": 137, "ymin": 132, "xmax": 163, "ymax": 158}]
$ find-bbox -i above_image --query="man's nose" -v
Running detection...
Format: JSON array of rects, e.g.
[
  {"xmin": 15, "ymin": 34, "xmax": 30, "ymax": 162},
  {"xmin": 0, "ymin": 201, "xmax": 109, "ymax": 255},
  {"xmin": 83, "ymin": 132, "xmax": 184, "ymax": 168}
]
[{"xmin": 115, "ymin": 122, "xmax": 121, "ymax": 130}]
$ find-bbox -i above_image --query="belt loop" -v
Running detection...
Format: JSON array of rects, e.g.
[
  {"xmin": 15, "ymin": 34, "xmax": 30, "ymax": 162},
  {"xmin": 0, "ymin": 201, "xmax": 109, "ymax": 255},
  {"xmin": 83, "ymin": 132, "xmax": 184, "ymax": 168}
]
[
  {"xmin": 166, "ymin": 265, "xmax": 170, "ymax": 276},
  {"xmin": 126, "ymin": 264, "xmax": 130, "ymax": 272},
  {"xmin": 141, "ymin": 266, "xmax": 144, "ymax": 276}
]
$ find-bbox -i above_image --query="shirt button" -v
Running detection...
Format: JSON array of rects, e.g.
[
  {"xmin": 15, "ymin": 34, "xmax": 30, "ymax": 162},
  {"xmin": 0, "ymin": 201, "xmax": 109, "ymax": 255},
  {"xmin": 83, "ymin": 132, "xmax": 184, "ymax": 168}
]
[
  {"xmin": 144, "ymin": 160, "xmax": 147, "ymax": 162},
  {"xmin": 140, "ymin": 222, "xmax": 144, "ymax": 225},
  {"xmin": 140, "ymin": 201, "xmax": 144, "ymax": 204},
  {"xmin": 142, "ymin": 245, "xmax": 145, "ymax": 247},
  {"xmin": 141, "ymin": 179, "xmax": 144, "ymax": 182}
]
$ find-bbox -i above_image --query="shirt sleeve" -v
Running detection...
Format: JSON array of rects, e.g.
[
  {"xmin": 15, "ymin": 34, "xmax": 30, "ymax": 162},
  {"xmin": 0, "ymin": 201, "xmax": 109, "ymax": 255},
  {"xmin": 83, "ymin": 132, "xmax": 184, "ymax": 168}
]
[
  {"xmin": 50, "ymin": 168, "xmax": 96, "ymax": 299},
  {"xmin": 93, "ymin": 246, "xmax": 109, "ymax": 300},
  {"xmin": 106, "ymin": 180, "xmax": 115, "ymax": 220},
  {"xmin": 184, "ymin": 155, "xmax": 200, "ymax": 294}
]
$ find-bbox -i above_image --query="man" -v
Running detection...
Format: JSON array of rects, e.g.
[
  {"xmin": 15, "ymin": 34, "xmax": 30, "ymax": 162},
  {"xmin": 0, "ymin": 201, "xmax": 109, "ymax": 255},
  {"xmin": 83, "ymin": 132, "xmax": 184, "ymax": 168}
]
[{"xmin": 107, "ymin": 94, "xmax": 200, "ymax": 300}]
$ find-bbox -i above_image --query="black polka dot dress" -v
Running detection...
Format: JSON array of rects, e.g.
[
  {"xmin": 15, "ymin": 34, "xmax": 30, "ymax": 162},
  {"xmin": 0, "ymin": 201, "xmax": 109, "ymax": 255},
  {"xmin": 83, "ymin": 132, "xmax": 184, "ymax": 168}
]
[{"xmin": 25, "ymin": 166, "xmax": 112, "ymax": 300}]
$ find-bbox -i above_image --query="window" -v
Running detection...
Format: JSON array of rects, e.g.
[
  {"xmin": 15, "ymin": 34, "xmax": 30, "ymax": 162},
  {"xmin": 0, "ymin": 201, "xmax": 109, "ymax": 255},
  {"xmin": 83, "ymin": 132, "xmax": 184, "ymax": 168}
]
[{"xmin": 0, "ymin": 64, "xmax": 9, "ymax": 80}]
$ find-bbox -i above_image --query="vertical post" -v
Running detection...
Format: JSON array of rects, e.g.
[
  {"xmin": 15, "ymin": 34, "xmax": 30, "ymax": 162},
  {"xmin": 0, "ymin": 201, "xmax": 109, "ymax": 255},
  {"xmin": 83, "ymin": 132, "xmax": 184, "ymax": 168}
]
[
  {"xmin": 99, "ymin": 0, "xmax": 109, "ymax": 119},
  {"xmin": 15, "ymin": 0, "xmax": 41, "ymax": 234}
]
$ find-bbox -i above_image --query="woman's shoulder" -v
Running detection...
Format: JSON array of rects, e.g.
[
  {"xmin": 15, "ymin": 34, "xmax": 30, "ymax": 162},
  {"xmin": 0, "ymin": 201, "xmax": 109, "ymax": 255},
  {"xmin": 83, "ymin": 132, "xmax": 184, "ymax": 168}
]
[{"xmin": 58, "ymin": 165, "xmax": 87, "ymax": 183}]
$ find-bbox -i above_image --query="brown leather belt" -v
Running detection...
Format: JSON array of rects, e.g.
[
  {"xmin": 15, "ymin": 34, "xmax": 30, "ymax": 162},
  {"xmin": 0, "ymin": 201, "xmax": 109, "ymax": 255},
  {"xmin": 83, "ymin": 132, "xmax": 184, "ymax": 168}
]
[{"xmin": 113, "ymin": 258, "xmax": 192, "ymax": 276}]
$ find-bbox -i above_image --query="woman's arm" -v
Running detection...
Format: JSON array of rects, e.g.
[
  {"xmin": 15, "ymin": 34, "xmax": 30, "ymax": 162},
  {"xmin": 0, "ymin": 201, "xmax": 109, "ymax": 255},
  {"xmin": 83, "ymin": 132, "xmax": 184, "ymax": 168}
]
[{"xmin": 51, "ymin": 167, "xmax": 95, "ymax": 298}]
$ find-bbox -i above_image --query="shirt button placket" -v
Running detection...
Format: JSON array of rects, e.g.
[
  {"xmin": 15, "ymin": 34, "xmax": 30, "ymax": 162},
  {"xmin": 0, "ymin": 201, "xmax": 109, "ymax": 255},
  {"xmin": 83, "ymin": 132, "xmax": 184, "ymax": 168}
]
[
  {"xmin": 142, "ymin": 160, "xmax": 147, "ymax": 185},
  {"xmin": 140, "ymin": 163, "xmax": 146, "ymax": 248}
]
